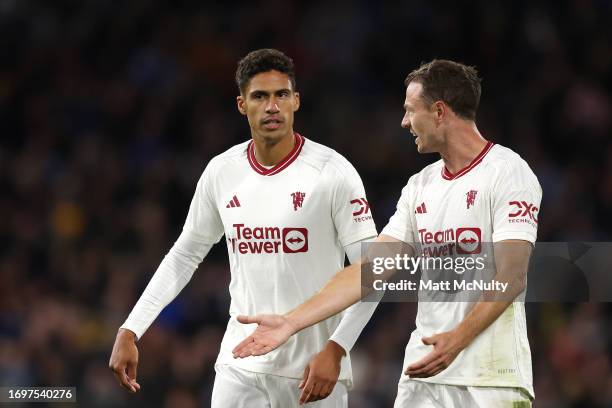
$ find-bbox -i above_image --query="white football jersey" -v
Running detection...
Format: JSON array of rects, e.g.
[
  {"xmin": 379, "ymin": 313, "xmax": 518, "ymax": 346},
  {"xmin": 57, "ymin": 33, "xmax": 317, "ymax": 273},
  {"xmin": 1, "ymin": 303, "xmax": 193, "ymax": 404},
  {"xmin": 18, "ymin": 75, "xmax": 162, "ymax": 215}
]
[
  {"xmin": 184, "ymin": 133, "xmax": 377, "ymax": 380},
  {"xmin": 382, "ymin": 142, "xmax": 541, "ymax": 397}
]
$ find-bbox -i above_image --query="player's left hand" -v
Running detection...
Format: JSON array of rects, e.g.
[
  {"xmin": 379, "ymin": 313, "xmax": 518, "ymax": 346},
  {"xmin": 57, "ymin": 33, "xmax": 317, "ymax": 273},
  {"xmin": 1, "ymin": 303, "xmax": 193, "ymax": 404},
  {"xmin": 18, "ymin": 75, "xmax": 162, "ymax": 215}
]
[
  {"xmin": 232, "ymin": 314, "xmax": 296, "ymax": 358},
  {"xmin": 404, "ymin": 330, "xmax": 467, "ymax": 378},
  {"xmin": 299, "ymin": 341, "xmax": 345, "ymax": 405}
]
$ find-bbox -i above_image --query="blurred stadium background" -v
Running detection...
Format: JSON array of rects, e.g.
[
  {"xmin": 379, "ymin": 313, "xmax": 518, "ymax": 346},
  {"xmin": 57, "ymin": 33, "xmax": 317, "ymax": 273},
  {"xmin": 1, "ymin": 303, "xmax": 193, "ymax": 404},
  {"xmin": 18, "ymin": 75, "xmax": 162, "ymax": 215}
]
[{"xmin": 1, "ymin": 1, "xmax": 611, "ymax": 406}]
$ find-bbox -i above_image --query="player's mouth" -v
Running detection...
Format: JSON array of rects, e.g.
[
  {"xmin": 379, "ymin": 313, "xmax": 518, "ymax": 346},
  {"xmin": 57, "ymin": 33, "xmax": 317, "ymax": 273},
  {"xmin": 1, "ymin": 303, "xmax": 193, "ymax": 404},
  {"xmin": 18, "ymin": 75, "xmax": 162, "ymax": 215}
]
[{"xmin": 262, "ymin": 117, "xmax": 283, "ymax": 130}]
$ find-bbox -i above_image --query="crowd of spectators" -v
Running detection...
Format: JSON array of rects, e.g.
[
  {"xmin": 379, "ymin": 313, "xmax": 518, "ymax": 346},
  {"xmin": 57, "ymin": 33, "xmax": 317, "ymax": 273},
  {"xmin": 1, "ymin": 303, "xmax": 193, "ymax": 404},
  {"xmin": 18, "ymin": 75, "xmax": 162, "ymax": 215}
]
[{"xmin": 1, "ymin": 1, "xmax": 611, "ymax": 406}]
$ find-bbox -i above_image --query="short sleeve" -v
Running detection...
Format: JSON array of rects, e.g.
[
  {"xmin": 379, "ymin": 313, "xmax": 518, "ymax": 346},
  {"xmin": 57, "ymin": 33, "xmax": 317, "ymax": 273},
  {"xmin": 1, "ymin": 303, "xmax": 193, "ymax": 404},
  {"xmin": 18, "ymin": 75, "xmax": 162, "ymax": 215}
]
[
  {"xmin": 330, "ymin": 154, "xmax": 377, "ymax": 247},
  {"xmin": 381, "ymin": 177, "xmax": 417, "ymax": 243},
  {"xmin": 182, "ymin": 160, "xmax": 225, "ymax": 244},
  {"xmin": 491, "ymin": 160, "xmax": 542, "ymax": 243}
]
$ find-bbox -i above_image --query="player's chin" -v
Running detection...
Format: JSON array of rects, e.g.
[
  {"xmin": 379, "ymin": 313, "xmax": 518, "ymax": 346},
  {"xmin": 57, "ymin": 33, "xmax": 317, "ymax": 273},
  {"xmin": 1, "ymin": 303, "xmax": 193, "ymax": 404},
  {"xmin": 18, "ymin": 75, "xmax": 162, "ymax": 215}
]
[
  {"xmin": 260, "ymin": 127, "xmax": 287, "ymax": 141},
  {"xmin": 415, "ymin": 143, "xmax": 428, "ymax": 154},
  {"xmin": 415, "ymin": 141, "xmax": 435, "ymax": 154}
]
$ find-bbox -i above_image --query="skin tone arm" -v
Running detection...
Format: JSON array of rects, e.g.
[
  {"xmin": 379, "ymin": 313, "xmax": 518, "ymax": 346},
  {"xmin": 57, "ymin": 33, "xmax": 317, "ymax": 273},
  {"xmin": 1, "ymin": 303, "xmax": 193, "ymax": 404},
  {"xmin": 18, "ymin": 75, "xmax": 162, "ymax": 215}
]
[
  {"xmin": 233, "ymin": 239, "xmax": 532, "ymax": 381},
  {"xmin": 232, "ymin": 234, "xmax": 408, "ymax": 358},
  {"xmin": 296, "ymin": 238, "xmax": 379, "ymax": 405},
  {"xmin": 405, "ymin": 239, "xmax": 531, "ymax": 377},
  {"xmin": 298, "ymin": 341, "xmax": 345, "ymax": 405},
  {"xmin": 109, "ymin": 235, "xmax": 215, "ymax": 393},
  {"xmin": 109, "ymin": 329, "xmax": 140, "ymax": 392}
]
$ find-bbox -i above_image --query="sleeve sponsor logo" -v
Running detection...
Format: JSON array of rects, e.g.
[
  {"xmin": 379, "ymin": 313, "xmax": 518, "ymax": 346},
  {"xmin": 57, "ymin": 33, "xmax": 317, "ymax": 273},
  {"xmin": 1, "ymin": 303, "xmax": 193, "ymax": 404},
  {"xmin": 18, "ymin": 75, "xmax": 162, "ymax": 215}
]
[
  {"xmin": 228, "ymin": 224, "xmax": 308, "ymax": 254},
  {"xmin": 508, "ymin": 201, "xmax": 539, "ymax": 227},
  {"xmin": 350, "ymin": 198, "xmax": 373, "ymax": 223}
]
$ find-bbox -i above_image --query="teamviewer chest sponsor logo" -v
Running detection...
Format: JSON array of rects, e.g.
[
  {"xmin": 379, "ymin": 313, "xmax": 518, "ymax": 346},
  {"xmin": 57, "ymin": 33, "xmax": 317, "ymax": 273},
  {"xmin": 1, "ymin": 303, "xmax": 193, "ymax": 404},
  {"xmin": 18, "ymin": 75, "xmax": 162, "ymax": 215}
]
[
  {"xmin": 418, "ymin": 227, "xmax": 482, "ymax": 255},
  {"xmin": 228, "ymin": 224, "xmax": 308, "ymax": 254},
  {"xmin": 282, "ymin": 228, "xmax": 308, "ymax": 253}
]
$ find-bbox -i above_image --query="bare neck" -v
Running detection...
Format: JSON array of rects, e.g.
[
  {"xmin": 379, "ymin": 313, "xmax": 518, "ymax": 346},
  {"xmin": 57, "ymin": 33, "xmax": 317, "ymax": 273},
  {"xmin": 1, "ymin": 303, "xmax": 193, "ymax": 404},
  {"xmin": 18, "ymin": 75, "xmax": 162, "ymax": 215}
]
[
  {"xmin": 438, "ymin": 121, "xmax": 488, "ymax": 174},
  {"xmin": 252, "ymin": 131, "xmax": 295, "ymax": 166}
]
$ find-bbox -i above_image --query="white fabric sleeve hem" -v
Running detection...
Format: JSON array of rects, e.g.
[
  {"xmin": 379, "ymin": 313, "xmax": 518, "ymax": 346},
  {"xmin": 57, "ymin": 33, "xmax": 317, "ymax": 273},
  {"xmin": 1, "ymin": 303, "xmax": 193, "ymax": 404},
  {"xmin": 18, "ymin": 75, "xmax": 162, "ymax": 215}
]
[
  {"xmin": 492, "ymin": 231, "xmax": 536, "ymax": 244},
  {"xmin": 328, "ymin": 237, "xmax": 380, "ymax": 354},
  {"xmin": 120, "ymin": 230, "xmax": 213, "ymax": 340},
  {"xmin": 339, "ymin": 228, "xmax": 378, "ymax": 248},
  {"xmin": 380, "ymin": 226, "xmax": 410, "ymax": 243}
]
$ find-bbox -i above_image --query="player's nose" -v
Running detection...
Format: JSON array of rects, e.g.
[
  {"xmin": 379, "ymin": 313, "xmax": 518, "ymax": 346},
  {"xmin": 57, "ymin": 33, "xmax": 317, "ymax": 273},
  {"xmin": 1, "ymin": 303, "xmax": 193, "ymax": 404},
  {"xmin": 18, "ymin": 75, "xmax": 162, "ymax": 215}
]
[
  {"xmin": 265, "ymin": 97, "xmax": 280, "ymax": 113},
  {"xmin": 401, "ymin": 113, "xmax": 411, "ymax": 129}
]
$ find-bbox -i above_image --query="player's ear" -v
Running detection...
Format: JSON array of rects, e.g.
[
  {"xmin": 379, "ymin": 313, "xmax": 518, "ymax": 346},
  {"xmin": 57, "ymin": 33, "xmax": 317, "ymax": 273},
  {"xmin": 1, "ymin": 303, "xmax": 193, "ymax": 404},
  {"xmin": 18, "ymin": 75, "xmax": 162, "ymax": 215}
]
[
  {"xmin": 293, "ymin": 91, "xmax": 300, "ymax": 112},
  {"xmin": 237, "ymin": 95, "xmax": 247, "ymax": 115},
  {"xmin": 433, "ymin": 101, "xmax": 445, "ymax": 122}
]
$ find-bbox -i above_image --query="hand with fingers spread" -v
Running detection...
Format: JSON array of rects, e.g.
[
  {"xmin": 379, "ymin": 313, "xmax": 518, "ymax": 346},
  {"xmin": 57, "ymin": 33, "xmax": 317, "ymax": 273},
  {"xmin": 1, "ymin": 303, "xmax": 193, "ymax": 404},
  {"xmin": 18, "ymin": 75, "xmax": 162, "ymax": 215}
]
[
  {"xmin": 404, "ymin": 330, "xmax": 467, "ymax": 378},
  {"xmin": 109, "ymin": 328, "xmax": 141, "ymax": 393},
  {"xmin": 298, "ymin": 340, "xmax": 344, "ymax": 405},
  {"xmin": 232, "ymin": 314, "xmax": 296, "ymax": 358}
]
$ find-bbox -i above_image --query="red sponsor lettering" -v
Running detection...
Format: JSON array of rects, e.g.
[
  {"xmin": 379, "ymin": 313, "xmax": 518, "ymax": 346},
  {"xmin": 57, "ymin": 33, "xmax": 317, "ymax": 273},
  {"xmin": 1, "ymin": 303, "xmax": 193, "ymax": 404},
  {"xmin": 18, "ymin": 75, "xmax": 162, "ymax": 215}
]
[
  {"xmin": 422, "ymin": 243, "xmax": 456, "ymax": 257},
  {"xmin": 229, "ymin": 224, "xmax": 307, "ymax": 254},
  {"xmin": 508, "ymin": 201, "xmax": 539, "ymax": 223},
  {"xmin": 418, "ymin": 227, "xmax": 482, "ymax": 254},
  {"xmin": 351, "ymin": 198, "xmax": 370, "ymax": 216},
  {"xmin": 418, "ymin": 228, "xmax": 455, "ymax": 244}
]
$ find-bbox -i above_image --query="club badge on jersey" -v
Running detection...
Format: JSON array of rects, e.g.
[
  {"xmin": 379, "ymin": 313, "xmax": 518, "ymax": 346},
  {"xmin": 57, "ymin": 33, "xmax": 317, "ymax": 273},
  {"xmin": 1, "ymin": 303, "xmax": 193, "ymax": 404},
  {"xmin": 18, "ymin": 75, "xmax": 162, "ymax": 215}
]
[
  {"xmin": 291, "ymin": 192, "xmax": 306, "ymax": 211},
  {"xmin": 466, "ymin": 190, "xmax": 477, "ymax": 209}
]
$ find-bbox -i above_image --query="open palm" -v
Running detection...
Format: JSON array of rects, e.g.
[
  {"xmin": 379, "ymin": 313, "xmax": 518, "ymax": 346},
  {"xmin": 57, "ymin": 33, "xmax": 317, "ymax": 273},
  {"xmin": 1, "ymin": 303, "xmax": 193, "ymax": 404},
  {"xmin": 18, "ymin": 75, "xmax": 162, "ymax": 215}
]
[{"xmin": 232, "ymin": 314, "xmax": 296, "ymax": 358}]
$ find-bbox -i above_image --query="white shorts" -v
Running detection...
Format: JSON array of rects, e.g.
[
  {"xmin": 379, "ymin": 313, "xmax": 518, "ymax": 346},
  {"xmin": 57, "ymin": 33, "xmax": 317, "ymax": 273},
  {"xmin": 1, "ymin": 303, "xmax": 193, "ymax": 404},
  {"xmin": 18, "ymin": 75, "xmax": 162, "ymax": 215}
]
[
  {"xmin": 211, "ymin": 364, "xmax": 348, "ymax": 408},
  {"xmin": 393, "ymin": 379, "xmax": 532, "ymax": 408}
]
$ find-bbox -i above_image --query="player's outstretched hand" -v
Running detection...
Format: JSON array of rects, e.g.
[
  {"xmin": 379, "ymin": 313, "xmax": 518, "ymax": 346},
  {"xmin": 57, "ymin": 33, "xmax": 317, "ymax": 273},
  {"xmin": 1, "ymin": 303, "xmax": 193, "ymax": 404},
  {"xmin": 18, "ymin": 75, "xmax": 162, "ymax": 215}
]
[
  {"xmin": 232, "ymin": 314, "xmax": 296, "ymax": 358},
  {"xmin": 109, "ymin": 328, "xmax": 141, "ymax": 393},
  {"xmin": 404, "ymin": 330, "xmax": 467, "ymax": 378}
]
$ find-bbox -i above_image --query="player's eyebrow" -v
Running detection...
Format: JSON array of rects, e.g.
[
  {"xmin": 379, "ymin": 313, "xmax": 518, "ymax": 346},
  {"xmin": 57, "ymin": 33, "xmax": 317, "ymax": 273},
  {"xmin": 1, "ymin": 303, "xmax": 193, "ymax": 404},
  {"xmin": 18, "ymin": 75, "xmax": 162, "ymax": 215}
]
[
  {"xmin": 249, "ymin": 90, "xmax": 270, "ymax": 97},
  {"xmin": 249, "ymin": 88, "xmax": 292, "ymax": 98},
  {"xmin": 275, "ymin": 88, "xmax": 291, "ymax": 95}
]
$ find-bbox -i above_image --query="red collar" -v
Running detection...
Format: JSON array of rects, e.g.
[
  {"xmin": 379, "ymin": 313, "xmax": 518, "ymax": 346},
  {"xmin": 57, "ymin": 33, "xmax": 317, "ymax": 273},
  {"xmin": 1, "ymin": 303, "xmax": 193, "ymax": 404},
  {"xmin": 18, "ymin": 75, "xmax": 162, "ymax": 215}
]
[
  {"xmin": 441, "ymin": 141, "xmax": 494, "ymax": 180},
  {"xmin": 247, "ymin": 132, "xmax": 305, "ymax": 176}
]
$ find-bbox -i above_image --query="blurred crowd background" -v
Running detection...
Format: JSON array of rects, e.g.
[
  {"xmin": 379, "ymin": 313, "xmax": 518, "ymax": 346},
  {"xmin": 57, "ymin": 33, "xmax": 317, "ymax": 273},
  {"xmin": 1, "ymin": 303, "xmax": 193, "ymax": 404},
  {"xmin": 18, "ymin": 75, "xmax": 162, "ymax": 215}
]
[{"xmin": 1, "ymin": 0, "xmax": 612, "ymax": 407}]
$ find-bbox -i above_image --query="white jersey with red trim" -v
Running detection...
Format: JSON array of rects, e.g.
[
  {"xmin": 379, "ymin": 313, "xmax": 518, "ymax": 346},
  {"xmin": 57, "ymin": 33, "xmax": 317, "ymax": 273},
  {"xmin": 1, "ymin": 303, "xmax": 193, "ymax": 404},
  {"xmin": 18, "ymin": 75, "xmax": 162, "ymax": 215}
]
[
  {"xmin": 184, "ymin": 133, "xmax": 377, "ymax": 380},
  {"xmin": 382, "ymin": 142, "xmax": 541, "ymax": 397}
]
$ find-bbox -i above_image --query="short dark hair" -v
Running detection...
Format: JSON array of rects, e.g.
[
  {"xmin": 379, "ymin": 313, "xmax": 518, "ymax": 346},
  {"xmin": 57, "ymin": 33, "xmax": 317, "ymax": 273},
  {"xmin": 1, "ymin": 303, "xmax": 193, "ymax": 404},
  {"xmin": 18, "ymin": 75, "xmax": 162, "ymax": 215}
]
[
  {"xmin": 405, "ymin": 59, "xmax": 482, "ymax": 120},
  {"xmin": 235, "ymin": 49, "xmax": 296, "ymax": 94}
]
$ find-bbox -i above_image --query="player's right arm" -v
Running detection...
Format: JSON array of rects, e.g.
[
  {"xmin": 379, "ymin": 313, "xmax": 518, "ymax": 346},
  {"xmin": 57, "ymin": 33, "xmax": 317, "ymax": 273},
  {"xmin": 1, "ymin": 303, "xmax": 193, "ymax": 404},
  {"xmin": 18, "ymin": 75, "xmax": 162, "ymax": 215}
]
[
  {"xmin": 233, "ymin": 175, "xmax": 418, "ymax": 359},
  {"xmin": 109, "ymin": 161, "xmax": 224, "ymax": 392},
  {"xmin": 232, "ymin": 233, "xmax": 411, "ymax": 358},
  {"xmin": 108, "ymin": 230, "xmax": 214, "ymax": 392}
]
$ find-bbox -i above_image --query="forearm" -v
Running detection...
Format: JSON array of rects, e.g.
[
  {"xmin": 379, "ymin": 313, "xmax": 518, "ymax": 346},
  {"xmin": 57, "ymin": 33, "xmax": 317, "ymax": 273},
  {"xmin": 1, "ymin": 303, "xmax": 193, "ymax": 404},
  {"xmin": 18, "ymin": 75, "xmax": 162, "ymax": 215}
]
[
  {"xmin": 285, "ymin": 234, "xmax": 407, "ymax": 336},
  {"xmin": 452, "ymin": 301, "xmax": 512, "ymax": 348},
  {"xmin": 329, "ymin": 300, "xmax": 379, "ymax": 353},
  {"xmin": 121, "ymin": 230, "xmax": 212, "ymax": 339},
  {"xmin": 324, "ymin": 339, "xmax": 347, "ymax": 357},
  {"xmin": 453, "ymin": 240, "xmax": 531, "ymax": 347},
  {"xmin": 328, "ymin": 238, "xmax": 380, "ymax": 353},
  {"xmin": 285, "ymin": 262, "xmax": 362, "ymax": 335}
]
